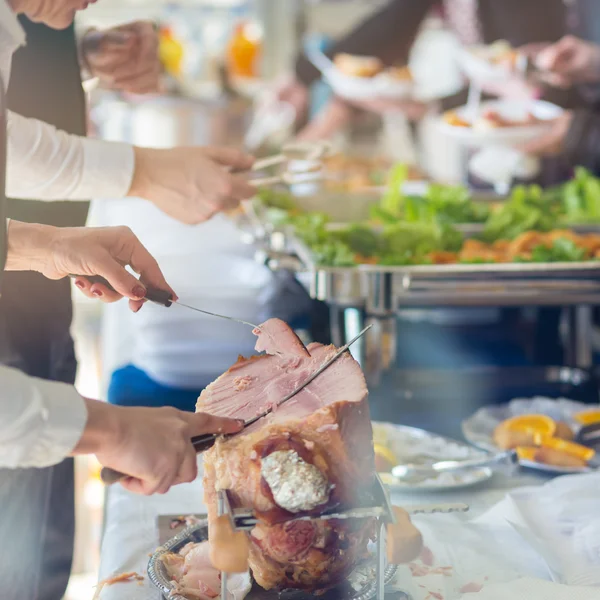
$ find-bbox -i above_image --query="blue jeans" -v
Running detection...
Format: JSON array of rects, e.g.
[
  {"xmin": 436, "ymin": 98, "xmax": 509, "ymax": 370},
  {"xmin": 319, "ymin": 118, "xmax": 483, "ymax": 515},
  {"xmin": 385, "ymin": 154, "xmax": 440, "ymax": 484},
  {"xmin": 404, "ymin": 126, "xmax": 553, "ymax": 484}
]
[{"xmin": 108, "ymin": 365, "xmax": 201, "ymax": 412}]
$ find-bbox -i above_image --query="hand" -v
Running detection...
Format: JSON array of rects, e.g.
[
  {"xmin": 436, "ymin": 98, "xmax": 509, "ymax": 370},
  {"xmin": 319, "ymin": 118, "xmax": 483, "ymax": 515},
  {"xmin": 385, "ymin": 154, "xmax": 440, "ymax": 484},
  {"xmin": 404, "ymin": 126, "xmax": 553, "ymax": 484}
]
[
  {"xmin": 272, "ymin": 75, "xmax": 310, "ymax": 125},
  {"xmin": 72, "ymin": 400, "xmax": 244, "ymax": 495},
  {"xmin": 296, "ymin": 97, "xmax": 354, "ymax": 141},
  {"xmin": 82, "ymin": 21, "xmax": 161, "ymax": 95},
  {"xmin": 519, "ymin": 111, "xmax": 573, "ymax": 157},
  {"xmin": 5, "ymin": 221, "xmax": 175, "ymax": 312},
  {"xmin": 129, "ymin": 146, "xmax": 256, "ymax": 224},
  {"xmin": 535, "ymin": 35, "xmax": 600, "ymax": 87}
]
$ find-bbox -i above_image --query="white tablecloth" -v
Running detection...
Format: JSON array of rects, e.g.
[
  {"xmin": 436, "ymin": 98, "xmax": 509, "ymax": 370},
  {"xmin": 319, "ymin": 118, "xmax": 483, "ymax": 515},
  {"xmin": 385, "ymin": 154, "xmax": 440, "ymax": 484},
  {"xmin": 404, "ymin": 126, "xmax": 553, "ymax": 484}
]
[{"xmin": 96, "ymin": 462, "xmax": 550, "ymax": 600}]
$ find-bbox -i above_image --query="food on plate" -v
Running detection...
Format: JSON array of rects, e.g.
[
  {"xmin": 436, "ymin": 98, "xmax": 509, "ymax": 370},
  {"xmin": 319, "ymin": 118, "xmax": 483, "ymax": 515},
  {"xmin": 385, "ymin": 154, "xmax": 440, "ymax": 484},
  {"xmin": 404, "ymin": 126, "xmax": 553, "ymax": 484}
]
[
  {"xmin": 469, "ymin": 40, "xmax": 516, "ymax": 64},
  {"xmin": 198, "ymin": 319, "xmax": 380, "ymax": 592},
  {"xmin": 492, "ymin": 414, "xmax": 556, "ymax": 450},
  {"xmin": 93, "ymin": 571, "xmax": 145, "ymax": 600},
  {"xmin": 574, "ymin": 409, "xmax": 600, "ymax": 426},
  {"xmin": 533, "ymin": 446, "xmax": 588, "ymax": 469},
  {"xmin": 443, "ymin": 108, "xmax": 543, "ymax": 130},
  {"xmin": 533, "ymin": 434, "xmax": 595, "ymax": 462},
  {"xmin": 554, "ymin": 420, "xmax": 575, "ymax": 441},
  {"xmin": 334, "ymin": 53, "xmax": 383, "ymax": 78},
  {"xmin": 373, "ymin": 443, "xmax": 397, "ymax": 472},
  {"xmin": 386, "ymin": 506, "xmax": 423, "ymax": 565},
  {"xmin": 384, "ymin": 65, "xmax": 413, "ymax": 81}
]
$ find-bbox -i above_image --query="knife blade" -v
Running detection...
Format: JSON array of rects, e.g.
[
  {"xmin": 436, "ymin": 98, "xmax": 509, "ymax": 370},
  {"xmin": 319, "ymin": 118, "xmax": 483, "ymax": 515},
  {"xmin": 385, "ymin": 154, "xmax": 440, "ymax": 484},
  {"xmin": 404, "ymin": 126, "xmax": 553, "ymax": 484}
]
[
  {"xmin": 68, "ymin": 275, "xmax": 261, "ymax": 330},
  {"xmin": 100, "ymin": 323, "xmax": 372, "ymax": 485}
]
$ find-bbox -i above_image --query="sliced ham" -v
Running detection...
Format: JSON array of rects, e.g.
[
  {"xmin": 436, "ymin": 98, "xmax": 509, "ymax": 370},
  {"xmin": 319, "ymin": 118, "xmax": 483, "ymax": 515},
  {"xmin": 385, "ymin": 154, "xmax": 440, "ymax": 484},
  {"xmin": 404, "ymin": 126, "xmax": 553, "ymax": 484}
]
[
  {"xmin": 253, "ymin": 318, "xmax": 311, "ymax": 358},
  {"xmin": 198, "ymin": 319, "xmax": 375, "ymax": 592}
]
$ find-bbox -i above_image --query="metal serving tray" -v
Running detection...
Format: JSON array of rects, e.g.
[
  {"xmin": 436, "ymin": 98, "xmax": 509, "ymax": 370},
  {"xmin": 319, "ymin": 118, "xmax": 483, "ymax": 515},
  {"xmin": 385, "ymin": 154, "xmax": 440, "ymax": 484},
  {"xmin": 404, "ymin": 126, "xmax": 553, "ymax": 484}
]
[{"xmin": 148, "ymin": 518, "xmax": 400, "ymax": 600}]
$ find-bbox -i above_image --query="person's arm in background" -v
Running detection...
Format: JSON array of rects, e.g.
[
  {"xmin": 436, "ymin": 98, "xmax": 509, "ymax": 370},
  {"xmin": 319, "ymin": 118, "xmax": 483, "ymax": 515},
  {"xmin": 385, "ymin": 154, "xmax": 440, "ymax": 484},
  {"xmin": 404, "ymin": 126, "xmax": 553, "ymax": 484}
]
[
  {"xmin": 6, "ymin": 110, "xmax": 256, "ymax": 224},
  {"xmin": 276, "ymin": 0, "xmax": 435, "ymax": 134},
  {"xmin": 76, "ymin": 20, "xmax": 162, "ymax": 95}
]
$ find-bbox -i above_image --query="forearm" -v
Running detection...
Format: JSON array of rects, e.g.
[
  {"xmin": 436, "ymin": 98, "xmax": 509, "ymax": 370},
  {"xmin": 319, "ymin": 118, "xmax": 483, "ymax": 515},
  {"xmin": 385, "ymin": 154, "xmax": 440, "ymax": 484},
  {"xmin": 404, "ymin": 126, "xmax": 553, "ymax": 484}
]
[
  {"xmin": 564, "ymin": 109, "xmax": 600, "ymax": 173},
  {"xmin": 5, "ymin": 220, "xmax": 56, "ymax": 272},
  {"xmin": 7, "ymin": 110, "xmax": 135, "ymax": 201},
  {"xmin": 295, "ymin": 0, "xmax": 434, "ymax": 86},
  {"xmin": 0, "ymin": 365, "xmax": 87, "ymax": 469}
]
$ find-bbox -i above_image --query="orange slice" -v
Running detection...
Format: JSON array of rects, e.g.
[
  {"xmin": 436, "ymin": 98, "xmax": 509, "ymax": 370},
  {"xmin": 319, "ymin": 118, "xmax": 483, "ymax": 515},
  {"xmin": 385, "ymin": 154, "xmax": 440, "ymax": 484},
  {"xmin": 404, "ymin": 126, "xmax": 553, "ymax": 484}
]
[
  {"xmin": 502, "ymin": 414, "xmax": 557, "ymax": 436},
  {"xmin": 533, "ymin": 434, "xmax": 595, "ymax": 462},
  {"xmin": 574, "ymin": 410, "xmax": 600, "ymax": 426},
  {"xmin": 515, "ymin": 447, "xmax": 537, "ymax": 461}
]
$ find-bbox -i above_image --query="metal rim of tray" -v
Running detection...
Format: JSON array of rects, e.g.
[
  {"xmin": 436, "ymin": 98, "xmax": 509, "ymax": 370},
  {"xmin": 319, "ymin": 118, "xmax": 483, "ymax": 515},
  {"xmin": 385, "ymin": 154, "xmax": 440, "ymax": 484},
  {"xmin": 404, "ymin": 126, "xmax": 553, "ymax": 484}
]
[{"xmin": 148, "ymin": 519, "xmax": 399, "ymax": 600}]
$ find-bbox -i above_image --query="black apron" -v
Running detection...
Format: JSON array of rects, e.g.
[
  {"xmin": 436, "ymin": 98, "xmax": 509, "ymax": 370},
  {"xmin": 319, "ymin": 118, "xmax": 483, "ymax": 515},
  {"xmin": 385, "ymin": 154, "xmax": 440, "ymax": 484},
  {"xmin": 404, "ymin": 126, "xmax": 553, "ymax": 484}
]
[{"xmin": 0, "ymin": 18, "xmax": 88, "ymax": 600}]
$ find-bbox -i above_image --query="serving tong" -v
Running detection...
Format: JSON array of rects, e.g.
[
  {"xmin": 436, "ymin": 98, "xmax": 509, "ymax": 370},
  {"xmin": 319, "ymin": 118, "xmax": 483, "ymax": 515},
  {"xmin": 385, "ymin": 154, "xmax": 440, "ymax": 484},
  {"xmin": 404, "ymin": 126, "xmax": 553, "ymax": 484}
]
[{"xmin": 215, "ymin": 475, "xmax": 469, "ymax": 600}]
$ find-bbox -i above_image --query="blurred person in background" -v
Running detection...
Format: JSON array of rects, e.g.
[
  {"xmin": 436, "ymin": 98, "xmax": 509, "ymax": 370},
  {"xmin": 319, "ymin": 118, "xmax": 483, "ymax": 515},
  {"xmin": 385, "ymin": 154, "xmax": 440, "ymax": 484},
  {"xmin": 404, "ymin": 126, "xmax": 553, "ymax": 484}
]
[
  {"xmin": 94, "ymin": 197, "xmax": 312, "ymax": 413},
  {"xmin": 277, "ymin": 0, "xmax": 598, "ymax": 183},
  {"xmin": 272, "ymin": 0, "xmax": 600, "ymax": 370}
]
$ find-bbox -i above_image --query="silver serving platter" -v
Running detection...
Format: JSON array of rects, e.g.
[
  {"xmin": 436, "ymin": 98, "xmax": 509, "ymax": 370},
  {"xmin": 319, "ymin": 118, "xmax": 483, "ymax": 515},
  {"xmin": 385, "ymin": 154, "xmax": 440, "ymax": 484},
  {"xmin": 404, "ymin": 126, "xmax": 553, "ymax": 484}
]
[{"xmin": 148, "ymin": 518, "xmax": 399, "ymax": 600}]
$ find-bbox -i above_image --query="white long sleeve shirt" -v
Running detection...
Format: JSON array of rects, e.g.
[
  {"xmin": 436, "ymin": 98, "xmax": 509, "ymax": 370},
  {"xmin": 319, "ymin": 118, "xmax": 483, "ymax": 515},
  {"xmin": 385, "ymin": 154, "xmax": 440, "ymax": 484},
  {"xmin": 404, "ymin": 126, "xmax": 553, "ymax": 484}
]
[
  {"xmin": 0, "ymin": 1, "xmax": 135, "ymax": 201},
  {"xmin": 0, "ymin": 365, "xmax": 87, "ymax": 468},
  {"xmin": 0, "ymin": 2, "xmax": 139, "ymax": 468}
]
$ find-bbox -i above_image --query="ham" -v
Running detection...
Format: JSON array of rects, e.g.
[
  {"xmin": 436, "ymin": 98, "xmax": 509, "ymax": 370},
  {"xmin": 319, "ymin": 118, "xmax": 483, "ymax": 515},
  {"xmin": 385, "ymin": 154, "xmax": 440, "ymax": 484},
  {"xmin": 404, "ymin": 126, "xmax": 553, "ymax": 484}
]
[{"xmin": 198, "ymin": 319, "xmax": 375, "ymax": 592}]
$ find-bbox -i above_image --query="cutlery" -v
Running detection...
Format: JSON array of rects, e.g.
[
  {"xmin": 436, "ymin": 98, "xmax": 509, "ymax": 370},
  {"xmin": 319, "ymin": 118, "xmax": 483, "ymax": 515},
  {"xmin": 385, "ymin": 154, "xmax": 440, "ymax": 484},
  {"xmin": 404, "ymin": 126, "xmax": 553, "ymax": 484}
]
[{"xmin": 391, "ymin": 449, "xmax": 518, "ymax": 480}]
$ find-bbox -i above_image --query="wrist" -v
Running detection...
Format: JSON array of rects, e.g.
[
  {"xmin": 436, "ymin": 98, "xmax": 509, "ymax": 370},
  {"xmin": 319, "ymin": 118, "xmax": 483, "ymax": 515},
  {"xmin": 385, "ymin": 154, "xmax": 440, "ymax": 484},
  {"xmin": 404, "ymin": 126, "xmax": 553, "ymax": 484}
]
[
  {"xmin": 71, "ymin": 398, "xmax": 123, "ymax": 456},
  {"xmin": 5, "ymin": 220, "xmax": 58, "ymax": 272},
  {"xmin": 128, "ymin": 146, "xmax": 155, "ymax": 199}
]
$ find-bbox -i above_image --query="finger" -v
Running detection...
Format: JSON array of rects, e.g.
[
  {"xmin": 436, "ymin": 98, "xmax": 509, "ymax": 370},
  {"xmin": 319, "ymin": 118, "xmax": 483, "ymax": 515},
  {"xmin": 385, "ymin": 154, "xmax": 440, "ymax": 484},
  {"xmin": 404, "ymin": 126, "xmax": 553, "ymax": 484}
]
[
  {"xmin": 230, "ymin": 175, "xmax": 257, "ymax": 201},
  {"xmin": 73, "ymin": 277, "xmax": 95, "ymax": 299},
  {"xmin": 120, "ymin": 476, "xmax": 157, "ymax": 496},
  {"xmin": 126, "ymin": 238, "xmax": 178, "ymax": 301},
  {"xmin": 174, "ymin": 448, "xmax": 198, "ymax": 485},
  {"xmin": 128, "ymin": 298, "xmax": 147, "ymax": 313},
  {"xmin": 88, "ymin": 252, "xmax": 147, "ymax": 301},
  {"xmin": 89, "ymin": 282, "xmax": 123, "ymax": 303},
  {"xmin": 113, "ymin": 70, "xmax": 162, "ymax": 95},
  {"xmin": 184, "ymin": 412, "xmax": 245, "ymax": 437},
  {"xmin": 203, "ymin": 147, "xmax": 255, "ymax": 171}
]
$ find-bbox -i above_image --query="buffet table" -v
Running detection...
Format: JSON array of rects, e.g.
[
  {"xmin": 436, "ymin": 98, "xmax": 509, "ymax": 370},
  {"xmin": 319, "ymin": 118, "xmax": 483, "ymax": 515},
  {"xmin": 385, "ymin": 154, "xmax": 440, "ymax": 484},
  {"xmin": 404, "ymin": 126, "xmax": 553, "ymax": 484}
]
[{"xmin": 97, "ymin": 462, "xmax": 553, "ymax": 600}]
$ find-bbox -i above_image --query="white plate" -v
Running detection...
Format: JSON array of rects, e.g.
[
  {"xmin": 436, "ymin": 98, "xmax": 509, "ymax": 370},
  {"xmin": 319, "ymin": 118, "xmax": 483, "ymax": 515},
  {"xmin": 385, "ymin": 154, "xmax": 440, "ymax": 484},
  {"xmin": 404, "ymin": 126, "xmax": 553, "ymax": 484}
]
[
  {"xmin": 308, "ymin": 49, "xmax": 413, "ymax": 101},
  {"xmin": 438, "ymin": 99, "xmax": 563, "ymax": 147},
  {"xmin": 458, "ymin": 46, "xmax": 514, "ymax": 84},
  {"xmin": 373, "ymin": 422, "xmax": 493, "ymax": 492},
  {"xmin": 462, "ymin": 397, "xmax": 600, "ymax": 474}
]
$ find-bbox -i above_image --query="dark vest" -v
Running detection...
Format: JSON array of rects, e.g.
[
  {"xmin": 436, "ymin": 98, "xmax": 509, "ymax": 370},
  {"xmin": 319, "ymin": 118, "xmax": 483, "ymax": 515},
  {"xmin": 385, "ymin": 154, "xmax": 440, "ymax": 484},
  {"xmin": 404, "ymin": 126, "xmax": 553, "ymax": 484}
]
[{"xmin": 6, "ymin": 17, "xmax": 88, "ymax": 226}]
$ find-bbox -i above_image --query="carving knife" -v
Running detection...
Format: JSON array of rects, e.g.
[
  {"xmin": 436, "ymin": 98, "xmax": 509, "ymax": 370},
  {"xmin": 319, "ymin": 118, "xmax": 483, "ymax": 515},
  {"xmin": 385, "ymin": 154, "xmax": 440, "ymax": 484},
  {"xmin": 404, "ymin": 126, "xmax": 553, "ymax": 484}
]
[{"xmin": 99, "ymin": 315, "xmax": 372, "ymax": 484}]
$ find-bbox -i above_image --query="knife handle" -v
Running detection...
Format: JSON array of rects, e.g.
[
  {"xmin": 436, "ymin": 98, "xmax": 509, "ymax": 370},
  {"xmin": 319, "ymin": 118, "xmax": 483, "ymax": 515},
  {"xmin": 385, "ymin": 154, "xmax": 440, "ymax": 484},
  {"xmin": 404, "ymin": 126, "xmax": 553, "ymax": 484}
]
[{"xmin": 69, "ymin": 274, "xmax": 173, "ymax": 306}]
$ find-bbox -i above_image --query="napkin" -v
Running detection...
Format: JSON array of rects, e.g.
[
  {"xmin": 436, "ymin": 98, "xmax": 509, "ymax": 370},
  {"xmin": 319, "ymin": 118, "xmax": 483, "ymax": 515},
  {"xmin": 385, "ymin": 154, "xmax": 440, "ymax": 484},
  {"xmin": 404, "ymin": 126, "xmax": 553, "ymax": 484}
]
[
  {"xmin": 458, "ymin": 577, "xmax": 600, "ymax": 600},
  {"xmin": 475, "ymin": 472, "xmax": 600, "ymax": 587}
]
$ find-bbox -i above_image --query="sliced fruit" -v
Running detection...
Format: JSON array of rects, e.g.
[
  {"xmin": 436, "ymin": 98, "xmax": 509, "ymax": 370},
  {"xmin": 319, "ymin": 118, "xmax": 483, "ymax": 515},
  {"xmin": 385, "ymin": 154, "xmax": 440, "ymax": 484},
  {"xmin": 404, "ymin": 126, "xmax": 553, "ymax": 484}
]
[
  {"xmin": 554, "ymin": 421, "xmax": 575, "ymax": 441},
  {"xmin": 534, "ymin": 446, "xmax": 588, "ymax": 469},
  {"xmin": 574, "ymin": 410, "xmax": 600, "ymax": 426},
  {"xmin": 515, "ymin": 447, "xmax": 537, "ymax": 461},
  {"xmin": 533, "ymin": 434, "xmax": 595, "ymax": 462},
  {"xmin": 493, "ymin": 414, "xmax": 556, "ymax": 450},
  {"xmin": 374, "ymin": 443, "xmax": 397, "ymax": 472}
]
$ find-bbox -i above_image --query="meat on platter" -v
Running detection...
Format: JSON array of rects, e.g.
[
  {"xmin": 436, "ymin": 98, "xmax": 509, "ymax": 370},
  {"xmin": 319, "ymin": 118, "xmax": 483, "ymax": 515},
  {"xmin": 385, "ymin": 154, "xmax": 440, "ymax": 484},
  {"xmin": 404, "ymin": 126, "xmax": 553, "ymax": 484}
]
[{"xmin": 198, "ymin": 318, "xmax": 377, "ymax": 592}]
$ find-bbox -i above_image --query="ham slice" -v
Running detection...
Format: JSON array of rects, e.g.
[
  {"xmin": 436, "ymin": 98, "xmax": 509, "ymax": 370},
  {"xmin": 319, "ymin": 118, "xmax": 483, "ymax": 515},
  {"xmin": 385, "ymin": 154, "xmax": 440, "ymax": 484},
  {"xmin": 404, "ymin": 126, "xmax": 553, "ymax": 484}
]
[
  {"xmin": 198, "ymin": 319, "xmax": 375, "ymax": 592},
  {"xmin": 253, "ymin": 318, "xmax": 311, "ymax": 358}
]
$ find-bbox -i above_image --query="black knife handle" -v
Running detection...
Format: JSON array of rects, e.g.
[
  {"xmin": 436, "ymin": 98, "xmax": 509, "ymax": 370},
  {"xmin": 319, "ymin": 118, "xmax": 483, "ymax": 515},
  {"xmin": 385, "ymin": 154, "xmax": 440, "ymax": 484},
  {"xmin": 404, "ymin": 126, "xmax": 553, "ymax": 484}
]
[{"xmin": 69, "ymin": 274, "xmax": 173, "ymax": 307}]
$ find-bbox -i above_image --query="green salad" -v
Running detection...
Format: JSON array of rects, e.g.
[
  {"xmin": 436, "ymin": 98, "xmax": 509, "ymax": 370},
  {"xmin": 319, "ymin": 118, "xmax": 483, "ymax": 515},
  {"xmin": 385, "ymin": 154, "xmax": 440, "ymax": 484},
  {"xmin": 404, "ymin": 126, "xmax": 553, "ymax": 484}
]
[{"xmin": 254, "ymin": 167, "xmax": 600, "ymax": 267}]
